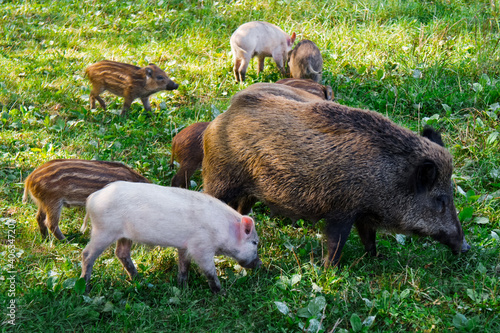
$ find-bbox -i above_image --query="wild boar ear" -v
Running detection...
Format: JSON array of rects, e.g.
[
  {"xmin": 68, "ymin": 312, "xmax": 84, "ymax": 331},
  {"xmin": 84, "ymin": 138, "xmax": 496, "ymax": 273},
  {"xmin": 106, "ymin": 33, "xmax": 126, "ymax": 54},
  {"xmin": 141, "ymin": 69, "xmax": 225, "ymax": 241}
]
[
  {"xmin": 421, "ymin": 126, "xmax": 445, "ymax": 147},
  {"xmin": 241, "ymin": 216, "xmax": 255, "ymax": 235},
  {"xmin": 413, "ymin": 160, "xmax": 438, "ymax": 193},
  {"xmin": 289, "ymin": 32, "xmax": 296, "ymax": 46},
  {"xmin": 145, "ymin": 67, "xmax": 153, "ymax": 77}
]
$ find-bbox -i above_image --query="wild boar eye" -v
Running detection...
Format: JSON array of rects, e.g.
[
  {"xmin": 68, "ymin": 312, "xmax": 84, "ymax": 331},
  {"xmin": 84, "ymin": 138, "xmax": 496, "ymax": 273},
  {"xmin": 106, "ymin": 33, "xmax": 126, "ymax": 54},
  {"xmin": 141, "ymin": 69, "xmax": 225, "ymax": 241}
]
[
  {"xmin": 156, "ymin": 76, "xmax": 165, "ymax": 81},
  {"xmin": 436, "ymin": 195, "xmax": 449, "ymax": 213}
]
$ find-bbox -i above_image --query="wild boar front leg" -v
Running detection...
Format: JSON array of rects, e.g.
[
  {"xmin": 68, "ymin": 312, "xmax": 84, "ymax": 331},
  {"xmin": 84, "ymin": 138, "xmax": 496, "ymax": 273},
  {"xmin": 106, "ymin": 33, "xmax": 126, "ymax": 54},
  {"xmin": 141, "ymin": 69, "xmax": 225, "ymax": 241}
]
[
  {"xmin": 355, "ymin": 220, "xmax": 378, "ymax": 257},
  {"xmin": 121, "ymin": 93, "xmax": 134, "ymax": 116},
  {"xmin": 140, "ymin": 97, "xmax": 152, "ymax": 112},
  {"xmin": 271, "ymin": 51, "xmax": 286, "ymax": 76},
  {"xmin": 234, "ymin": 196, "xmax": 256, "ymax": 215},
  {"xmin": 325, "ymin": 216, "xmax": 355, "ymax": 267},
  {"xmin": 115, "ymin": 238, "xmax": 137, "ymax": 279},
  {"xmin": 177, "ymin": 248, "xmax": 191, "ymax": 287},
  {"xmin": 190, "ymin": 250, "xmax": 221, "ymax": 293}
]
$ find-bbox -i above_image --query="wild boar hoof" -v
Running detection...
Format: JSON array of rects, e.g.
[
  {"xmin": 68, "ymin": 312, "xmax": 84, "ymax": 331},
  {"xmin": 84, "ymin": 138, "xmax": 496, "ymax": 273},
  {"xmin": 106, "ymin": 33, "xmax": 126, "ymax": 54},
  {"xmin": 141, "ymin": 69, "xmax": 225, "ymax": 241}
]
[{"xmin": 461, "ymin": 239, "xmax": 471, "ymax": 253}]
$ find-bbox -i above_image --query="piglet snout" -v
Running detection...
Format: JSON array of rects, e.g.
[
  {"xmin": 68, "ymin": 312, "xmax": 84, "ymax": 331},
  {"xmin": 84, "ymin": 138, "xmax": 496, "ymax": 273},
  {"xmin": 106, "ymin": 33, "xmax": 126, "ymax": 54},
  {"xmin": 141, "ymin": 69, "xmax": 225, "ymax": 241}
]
[{"xmin": 240, "ymin": 258, "xmax": 262, "ymax": 269}]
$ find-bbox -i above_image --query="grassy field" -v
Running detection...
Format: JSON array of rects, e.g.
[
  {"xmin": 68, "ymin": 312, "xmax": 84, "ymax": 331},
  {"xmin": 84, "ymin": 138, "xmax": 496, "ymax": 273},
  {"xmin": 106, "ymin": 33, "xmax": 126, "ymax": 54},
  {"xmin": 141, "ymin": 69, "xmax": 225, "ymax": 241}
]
[{"xmin": 1, "ymin": 0, "xmax": 499, "ymax": 331}]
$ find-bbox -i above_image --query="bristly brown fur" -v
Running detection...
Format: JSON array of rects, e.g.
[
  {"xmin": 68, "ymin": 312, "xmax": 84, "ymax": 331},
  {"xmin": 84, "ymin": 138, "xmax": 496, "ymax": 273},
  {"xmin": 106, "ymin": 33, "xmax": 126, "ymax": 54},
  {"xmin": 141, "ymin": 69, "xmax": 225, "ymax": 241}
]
[{"xmin": 23, "ymin": 159, "xmax": 150, "ymax": 240}]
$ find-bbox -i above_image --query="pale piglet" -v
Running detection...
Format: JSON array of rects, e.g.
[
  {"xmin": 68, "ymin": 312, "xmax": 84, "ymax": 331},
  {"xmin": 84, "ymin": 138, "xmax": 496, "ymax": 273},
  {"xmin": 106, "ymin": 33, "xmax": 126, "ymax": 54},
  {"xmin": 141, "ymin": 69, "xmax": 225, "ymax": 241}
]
[
  {"xmin": 80, "ymin": 181, "xmax": 261, "ymax": 293},
  {"xmin": 230, "ymin": 21, "xmax": 296, "ymax": 82}
]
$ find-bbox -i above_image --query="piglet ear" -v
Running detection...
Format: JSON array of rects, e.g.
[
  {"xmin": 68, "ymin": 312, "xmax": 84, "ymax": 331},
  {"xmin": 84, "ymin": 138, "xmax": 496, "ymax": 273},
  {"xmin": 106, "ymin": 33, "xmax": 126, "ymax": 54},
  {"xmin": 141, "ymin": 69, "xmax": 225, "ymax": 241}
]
[
  {"xmin": 289, "ymin": 32, "xmax": 296, "ymax": 46},
  {"xmin": 145, "ymin": 67, "xmax": 153, "ymax": 77},
  {"xmin": 241, "ymin": 216, "xmax": 254, "ymax": 235}
]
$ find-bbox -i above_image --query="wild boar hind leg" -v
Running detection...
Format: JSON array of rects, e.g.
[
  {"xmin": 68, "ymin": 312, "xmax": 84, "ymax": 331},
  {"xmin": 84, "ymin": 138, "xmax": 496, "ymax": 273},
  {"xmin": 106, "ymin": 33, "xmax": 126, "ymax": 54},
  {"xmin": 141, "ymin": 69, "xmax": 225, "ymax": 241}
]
[
  {"xmin": 355, "ymin": 220, "xmax": 378, "ymax": 257},
  {"xmin": 115, "ymin": 238, "xmax": 137, "ymax": 279},
  {"xmin": 89, "ymin": 88, "xmax": 107, "ymax": 110},
  {"xmin": 140, "ymin": 97, "xmax": 152, "ymax": 112},
  {"xmin": 177, "ymin": 248, "xmax": 191, "ymax": 287},
  {"xmin": 81, "ymin": 233, "xmax": 116, "ymax": 286},
  {"xmin": 45, "ymin": 201, "xmax": 66, "ymax": 240},
  {"xmin": 233, "ymin": 58, "xmax": 242, "ymax": 82},
  {"xmin": 235, "ymin": 55, "xmax": 251, "ymax": 82},
  {"xmin": 271, "ymin": 51, "xmax": 286, "ymax": 76},
  {"xmin": 35, "ymin": 208, "xmax": 48, "ymax": 238},
  {"xmin": 190, "ymin": 249, "xmax": 221, "ymax": 293},
  {"xmin": 257, "ymin": 55, "xmax": 266, "ymax": 74}
]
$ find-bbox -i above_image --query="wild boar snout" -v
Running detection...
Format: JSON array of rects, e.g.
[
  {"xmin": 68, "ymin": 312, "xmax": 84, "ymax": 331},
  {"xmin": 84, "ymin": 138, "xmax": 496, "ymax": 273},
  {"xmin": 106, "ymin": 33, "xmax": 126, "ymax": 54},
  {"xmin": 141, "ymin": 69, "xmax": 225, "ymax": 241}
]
[
  {"xmin": 461, "ymin": 239, "xmax": 471, "ymax": 253},
  {"xmin": 240, "ymin": 257, "xmax": 262, "ymax": 269}
]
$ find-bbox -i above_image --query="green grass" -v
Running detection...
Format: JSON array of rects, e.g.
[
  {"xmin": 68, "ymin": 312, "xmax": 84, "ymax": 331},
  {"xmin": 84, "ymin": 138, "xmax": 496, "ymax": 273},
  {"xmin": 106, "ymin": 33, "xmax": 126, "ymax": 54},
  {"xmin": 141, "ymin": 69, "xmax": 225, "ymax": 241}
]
[{"xmin": 1, "ymin": 0, "xmax": 499, "ymax": 331}]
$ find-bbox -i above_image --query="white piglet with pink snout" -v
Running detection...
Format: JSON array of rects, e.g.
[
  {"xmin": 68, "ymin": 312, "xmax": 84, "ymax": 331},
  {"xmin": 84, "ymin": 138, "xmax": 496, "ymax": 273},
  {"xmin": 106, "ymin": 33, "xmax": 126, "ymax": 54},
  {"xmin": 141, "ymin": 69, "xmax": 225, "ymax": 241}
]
[{"xmin": 80, "ymin": 181, "xmax": 261, "ymax": 294}]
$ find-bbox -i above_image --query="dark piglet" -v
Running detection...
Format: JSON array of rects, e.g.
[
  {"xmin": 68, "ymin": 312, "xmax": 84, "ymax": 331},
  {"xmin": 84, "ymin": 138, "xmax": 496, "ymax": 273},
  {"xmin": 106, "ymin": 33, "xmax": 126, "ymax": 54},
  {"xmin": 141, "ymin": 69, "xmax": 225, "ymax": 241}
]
[
  {"xmin": 170, "ymin": 122, "xmax": 211, "ymax": 188},
  {"xmin": 85, "ymin": 60, "xmax": 178, "ymax": 116},
  {"xmin": 288, "ymin": 40, "xmax": 323, "ymax": 83},
  {"xmin": 276, "ymin": 78, "xmax": 333, "ymax": 101},
  {"xmin": 23, "ymin": 159, "xmax": 150, "ymax": 240},
  {"xmin": 202, "ymin": 85, "xmax": 470, "ymax": 266}
]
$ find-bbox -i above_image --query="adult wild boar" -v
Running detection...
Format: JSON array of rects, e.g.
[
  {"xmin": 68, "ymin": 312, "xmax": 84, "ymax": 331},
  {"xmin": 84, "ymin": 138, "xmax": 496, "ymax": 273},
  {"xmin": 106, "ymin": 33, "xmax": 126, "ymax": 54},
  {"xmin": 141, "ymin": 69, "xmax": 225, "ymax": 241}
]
[
  {"xmin": 202, "ymin": 86, "xmax": 470, "ymax": 265},
  {"xmin": 86, "ymin": 60, "xmax": 178, "ymax": 116},
  {"xmin": 80, "ymin": 181, "xmax": 261, "ymax": 293},
  {"xmin": 288, "ymin": 39, "xmax": 323, "ymax": 83},
  {"xmin": 230, "ymin": 21, "xmax": 296, "ymax": 82}
]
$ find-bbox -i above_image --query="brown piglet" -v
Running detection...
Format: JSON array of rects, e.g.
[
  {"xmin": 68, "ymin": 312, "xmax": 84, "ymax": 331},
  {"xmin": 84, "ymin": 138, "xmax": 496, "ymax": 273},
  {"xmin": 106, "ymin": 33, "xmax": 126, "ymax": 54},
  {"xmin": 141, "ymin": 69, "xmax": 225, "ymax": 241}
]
[
  {"xmin": 23, "ymin": 159, "xmax": 150, "ymax": 240},
  {"xmin": 276, "ymin": 78, "xmax": 333, "ymax": 101},
  {"xmin": 170, "ymin": 122, "xmax": 210, "ymax": 188},
  {"xmin": 85, "ymin": 60, "xmax": 178, "ymax": 116}
]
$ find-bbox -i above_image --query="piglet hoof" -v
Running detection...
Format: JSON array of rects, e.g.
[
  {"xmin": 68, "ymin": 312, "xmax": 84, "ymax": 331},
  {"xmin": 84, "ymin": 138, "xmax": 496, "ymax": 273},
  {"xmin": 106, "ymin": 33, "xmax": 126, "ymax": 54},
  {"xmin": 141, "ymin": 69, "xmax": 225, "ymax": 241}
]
[
  {"xmin": 461, "ymin": 239, "xmax": 471, "ymax": 253},
  {"xmin": 211, "ymin": 287, "xmax": 226, "ymax": 296},
  {"xmin": 177, "ymin": 275, "xmax": 188, "ymax": 288},
  {"xmin": 208, "ymin": 280, "xmax": 222, "ymax": 294}
]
